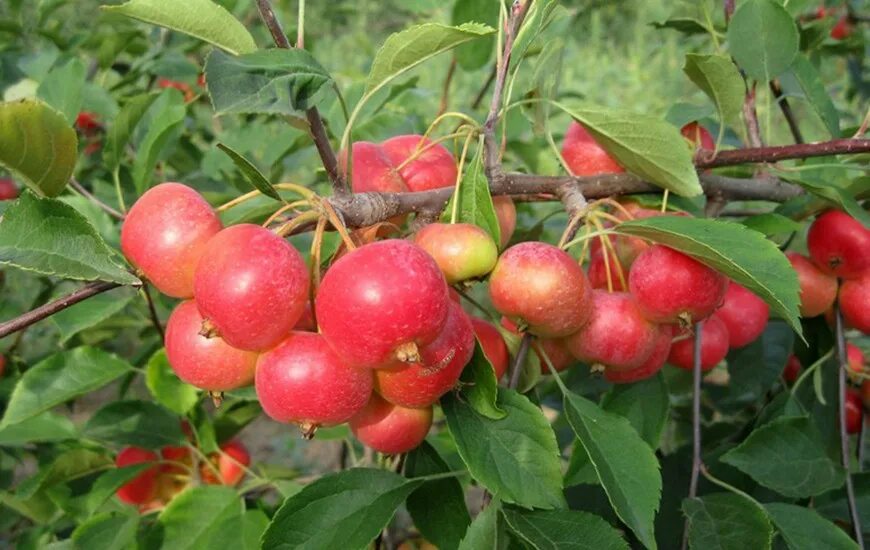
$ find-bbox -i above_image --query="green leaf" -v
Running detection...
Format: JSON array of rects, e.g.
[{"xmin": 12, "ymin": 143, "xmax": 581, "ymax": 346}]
[
  {"xmin": 786, "ymin": 55, "xmax": 839, "ymax": 138},
  {"xmin": 72, "ymin": 511, "xmax": 139, "ymax": 550},
  {"xmin": 51, "ymin": 286, "xmax": 136, "ymax": 343},
  {"xmin": 366, "ymin": 23, "xmax": 495, "ymax": 94},
  {"xmin": 451, "ymin": 0, "xmax": 498, "ymax": 71},
  {"xmin": 205, "ymin": 49, "xmax": 333, "ymax": 116},
  {"xmin": 563, "ymin": 390, "xmax": 661, "ymax": 549},
  {"xmin": 104, "ymin": 93, "xmax": 158, "ymax": 171},
  {"xmin": 727, "ymin": 0, "xmax": 798, "ymax": 81},
  {"xmin": 240, "ymin": 510, "xmax": 270, "ymax": 550},
  {"xmin": 615, "ymin": 216, "xmax": 802, "ymax": 337},
  {"xmin": 406, "ymin": 442, "xmax": 471, "ymax": 550},
  {"xmin": 36, "ymin": 59, "xmax": 86, "ymax": 125},
  {"xmin": 502, "ymin": 508, "xmax": 629, "ymax": 550},
  {"xmin": 102, "ymin": 0, "xmax": 256, "ymax": 55},
  {"xmin": 261, "ymin": 468, "xmax": 423, "ymax": 549},
  {"xmin": 720, "ymin": 416, "xmax": 845, "ymax": 498},
  {"xmin": 779, "ymin": 176, "xmax": 870, "ymax": 230},
  {"xmin": 147, "ymin": 486, "xmax": 244, "ymax": 550},
  {"xmin": 740, "ymin": 213, "xmax": 802, "ymax": 236},
  {"xmin": 443, "ymin": 387, "xmax": 564, "ymax": 510},
  {"xmin": 601, "ymin": 372, "xmax": 669, "ymax": 447},
  {"xmin": 145, "ymin": 349, "xmax": 199, "ymax": 416},
  {"xmin": 682, "ymin": 54, "xmax": 745, "ymax": 138},
  {"xmin": 457, "ymin": 340, "xmax": 506, "ymax": 420},
  {"xmin": 511, "ymin": 0, "xmax": 560, "ymax": 70},
  {"xmin": 0, "ymin": 192, "xmax": 139, "ymax": 284},
  {"xmin": 683, "ymin": 493, "xmax": 773, "ymax": 550},
  {"xmin": 458, "ymin": 497, "xmax": 501, "ymax": 550},
  {"xmin": 563, "ymin": 106, "xmax": 702, "ymax": 197},
  {"xmin": 17, "ymin": 448, "xmax": 112, "ymax": 499},
  {"xmin": 216, "ymin": 143, "xmax": 282, "ymax": 202},
  {"xmin": 1, "ymin": 347, "xmax": 133, "ymax": 427},
  {"xmin": 0, "ymin": 99, "xmax": 77, "ymax": 197},
  {"xmin": 62, "ymin": 465, "xmax": 151, "ymax": 520},
  {"xmin": 84, "ymin": 400, "xmax": 185, "ymax": 449},
  {"xmin": 0, "ymin": 412, "xmax": 77, "ymax": 446},
  {"xmin": 132, "ymin": 88, "xmax": 186, "ymax": 193},
  {"xmin": 442, "ymin": 145, "xmax": 501, "ymax": 244},
  {"xmin": 764, "ymin": 503, "xmax": 858, "ymax": 550}
]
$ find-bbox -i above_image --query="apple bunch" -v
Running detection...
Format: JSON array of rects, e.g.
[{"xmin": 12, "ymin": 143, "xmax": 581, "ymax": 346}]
[{"xmin": 114, "ymin": 438, "xmax": 250, "ymax": 512}]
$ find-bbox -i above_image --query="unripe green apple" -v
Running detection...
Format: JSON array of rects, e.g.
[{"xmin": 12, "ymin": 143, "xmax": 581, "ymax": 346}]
[{"xmin": 413, "ymin": 223, "xmax": 498, "ymax": 284}]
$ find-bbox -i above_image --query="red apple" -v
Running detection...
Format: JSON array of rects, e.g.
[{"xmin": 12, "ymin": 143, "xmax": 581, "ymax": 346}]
[
  {"xmin": 715, "ymin": 282, "xmax": 769, "ymax": 348},
  {"xmin": 381, "ymin": 135, "xmax": 458, "ymax": 192},
  {"xmin": 787, "ymin": 252, "xmax": 838, "ymax": 318},
  {"xmin": 0, "ymin": 178, "xmax": 18, "ymax": 200},
  {"xmin": 202, "ymin": 440, "xmax": 250, "ymax": 486},
  {"xmin": 845, "ymin": 388, "xmax": 863, "ymax": 434},
  {"xmin": 342, "ymin": 142, "xmax": 408, "ymax": 193},
  {"xmin": 605, "ymin": 324, "xmax": 674, "ymax": 383},
  {"xmin": 807, "ymin": 211, "xmax": 870, "ymax": 279},
  {"xmin": 667, "ymin": 314, "xmax": 730, "ymax": 372},
  {"xmin": 680, "ymin": 122, "xmax": 715, "ymax": 151},
  {"xmin": 489, "ymin": 242, "xmax": 593, "ymax": 337},
  {"xmin": 471, "ymin": 317, "xmax": 510, "ymax": 379},
  {"xmin": 561, "ymin": 121, "xmax": 625, "ymax": 176},
  {"xmin": 115, "ymin": 447, "xmax": 160, "ymax": 506},
  {"xmin": 121, "ymin": 183, "xmax": 222, "ymax": 298},
  {"xmin": 493, "ymin": 196, "xmax": 517, "ymax": 249},
  {"xmin": 840, "ymin": 275, "xmax": 870, "ymax": 334},
  {"xmin": 831, "ymin": 16, "xmax": 852, "ymax": 40},
  {"xmin": 350, "ymin": 394, "xmax": 433, "ymax": 454},
  {"xmin": 847, "ymin": 343, "xmax": 865, "ymax": 375},
  {"xmin": 783, "ymin": 355, "xmax": 802, "ymax": 384}
]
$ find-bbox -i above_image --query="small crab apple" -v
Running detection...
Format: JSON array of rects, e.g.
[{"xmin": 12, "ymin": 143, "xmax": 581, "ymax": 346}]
[
  {"xmin": 587, "ymin": 249, "xmax": 628, "ymax": 292},
  {"xmin": 165, "ymin": 301, "xmax": 258, "ymax": 391},
  {"xmin": 121, "ymin": 183, "xmax": 222, "ymax": 298},
  {"xmin": 847, "ymin": 343, "xmax": 865, "ymax": 376},
  {"xmin": 629, "ymin": 245, "xmax": 728, "ymax": 324},
  {"xmin": 350, "ymin": 393, "xmax": 433, "ymax": 454},
  {"xmin": 501, "ymin": 317, "xmax": 574, "ymax": 374},
  {"xmin": 413, "ymin": 223, "xmax": 498, "ymax": 284},
  {"xmin": 342, "ymin": 141, "xmax": 408, "ymax": 193},
  {"xmin": 807, "ymin": 211, "xmax": 870, "ymax": 279},
  {"xmin": 831, "ymin": 16, "xmax": 853, "ymax": 40},
  {"xmin": 493, "ymin": 196, "xmax": 517, "ymax": 248},
  {"xmin": 715, "ymin": 282, "xmax": 769, "ymax": 348},
  {"xmin": 561, "ymin": 121, "xmax": 625, "ymax": 176},
  {"xmin": 471, "ymin": 317, "xmax": 510, "ymax": 379},
  {"xmin": 316, "ymin": 239, "xmax": 449, "ymax": 369},
  {"xmin": 202, "ymin": 440, "xmax": 250, "ymax": 486},
  {"xmin": 115, "ymin": 447, "xmax": 160, "ymax": 506},
  {"xmin": 845, "ymin": 389, "xmax": 863, "ymax": 434},
  {"xmin": 565, "ymin": 291, "xmax": 659, "ymax": 372},
  {"xmin": 75, "ymin": 111, "xmax": 101, "ymax": 134},
  {"xmin": 156, "ymin": 445, "xmax": 192, "ymax": 502},
  {"xmin": 194, "ymin": 224, "xmax": 309, "ymax": 352},
  {"xmin": 255, "ymin": 332, "xmax": 373, "ymax": 433},
  {"xmin": 489, "ymin": 242, "xmax": 592, "ymax": 337},
  {"xmin": 376, "ymin": 302, "xmax": 475, "ymax": 408},
  {"xmin": 0, "ymin": 178, "xmax": 18, "ymax": 200},
  {"xmin": 840, "ymin": 275, "xmax": 870, "ymax": 334},
  {"xmin": 605, "ymin": 324, "xmax": 674, "ymax": 384},
  {"xmin": 667, "ymin": 314, "xmax": 730, "ymax": 372},
  {"xmin": 381, "ymin": 135, "xmax": 458, "ymax": 192},
  {"xmin": 158, "ymin": 78, "xmax": 195, "ymax": 102},
  {"xmin": 787, "ymin": 252, "xmax": 838, "ymax": 318},
  {"xmin": 783, "ymin": 355, "xmax": 802, "ymax": 384},
  {"xmin": 680, "ymin": 121, "xmax": 715, "ymax": 151}
]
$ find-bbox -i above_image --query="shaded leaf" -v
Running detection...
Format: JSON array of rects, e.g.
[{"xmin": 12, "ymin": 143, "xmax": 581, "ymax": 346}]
[
  {"xmin": 0, "ymin": 412, "xmax": 77, "ymax": 446},
  {"xmin": 51, "ymin": 286, "xmax": 136, "ymax": 343},
  {"xmin": 786, "ymin": 55, "xmax": 839, "ymax": 137},
  {"xmin": 145, "ymin": 349, "xmax": 199, "ymax": 416},
  {"xmin": 683, "ymin": 493, "xmax": 773, "ymax": 550},
  {"xmin": 615, "ymin": 216, "xmax": 802, "ymax": 337},
  {"xmin": 0, "ymin": 99, "xmax": 77, "ymax": 197},
  {"xmin": 727, "ymin": 0, "xmax": 798, "ymax": 81},
  {"xmin": 451, "ymin": 0, "xmax": 498, "ymax": 71},
  {"xmin": 683, "ymin": 54, "xmax": 744, "ymax": 138},
  {"xmin": 601, "ymin": 372, "xmax": 669, "ymax": 447},
  {"xmin": 216, "ymin": 143, "xmax": 281, "ymax": 201},
  {"xmin": 2, "ymin": 347, "xmax": 133, "ymax": 427},
  {"xmin": 503, "ymin": 507, "xmax": 629, "ymax": 550},
  {"xmin": 0, "ymin": 192, "xmax": 139, "ymax": 284},
  {"xmin": 764, "ymin": 502, "xmax": 857, "ymax": 550},
  {"xmin": 104, "ymin": 93, "xmax": 158, "ymax": 171},
  {"xmin": 132, "ymin": 88, "xmax": 186, "ymax": 193},
  {"xmin": 147, "ymin": 486, "xmax": 243, "ymax": 550},
  {"xmin": 458, "ymin": 497, "xmax": 501, "ymax": 550},
  {"xmin": 84, "ymin": 400, "xmax": 185, "ymax": 449},
  {"xmin": 457, "ymin": 338, "xmax": 506, "ymax": 420},
  {"xmin": 443, "ymin": 387, "xmax": 564, "ymax": 510},
  {"xmin": 71, "ymin": 511, "xmax": 139, "ymax": 550},
  {"xmin": 103, "ymin": 0, "xmax": 256, "ymax": 55},
  {"xmin": 36, "ymin": 58, "xmax": 86, "ymax": 125}
]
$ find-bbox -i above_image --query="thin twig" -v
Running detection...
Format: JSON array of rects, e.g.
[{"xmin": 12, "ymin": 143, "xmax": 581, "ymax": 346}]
[
  {"xmin": 437, "ymin": 58, "xmax": 457, "ymax": 118},
  {"xmin": 0, "ymin": 281, "xmax": 127, "ymax": 340},
  {"xmin": 508, "ymin": 333, "xmax": 533, "ymax": 390},
  {"xmin": 471, "ymin": 66, "xmax": 498, "ymax": 110},
  {"xmin": 682, "ymin": 321, "xmax": 704, "ymax": 550},
  {"xmin": 836, "ymin": 305, "xmax": 865, "ymax": 548},
  {"xmin": 69, "ymin": 178, "xmax": 125, "ymax": 220},
  {"xmin": 696, "ymin": 139, "xmax": 870, "ymax": 168},
  {"xmin": 141, "ymin": 283, "xmax": 164, "ymax": 339},
  {"xmin": 255, "ymin": 0, "xmax": 346, "ymax": 194},
  {"xmin": 769, "ymin": 80, "xmax": 804, "ymax": 144}
]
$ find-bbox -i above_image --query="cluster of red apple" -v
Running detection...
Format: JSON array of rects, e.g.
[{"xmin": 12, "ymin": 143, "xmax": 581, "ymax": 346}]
[
  {"xmin": 114, "ymin": 432, "xmax": 250, "ymax": 513},
  {"xmin": 813, "ymin": 5, "xmax": 854, "ymax": 40}
]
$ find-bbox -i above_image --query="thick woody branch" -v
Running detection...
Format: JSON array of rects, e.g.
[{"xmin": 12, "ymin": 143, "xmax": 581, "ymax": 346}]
[
  {"xmin": 255, "ymin": 0, "xmax": 346, "ymax": 193},
  {"xmin": 0, "ymin": 281, "xmax": 125, "ymax": 340},
  {"xmin": 696, "ymin": 139, "xmax": 870, "ymax": 168}
]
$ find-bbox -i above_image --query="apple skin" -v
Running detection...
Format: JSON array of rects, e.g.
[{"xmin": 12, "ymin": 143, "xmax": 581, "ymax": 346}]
[
  {"xmin": 350, "ymin": 393, "xmax": 433, "ymax": 454},
  {"xmin": 413, "ymin": 223, "xmax": 498, "ymax": 284},
  {"xmin": 561, "ymin": 121, "xmax": 625, "ymax": 176},
  {"xmin": 493, "ymin": 196, "xmax": 517, "ymax": 249},
  {"xmin": 120, "ymin": 182, "xmax": 222, "ymax": 298},
  {"xmin": 489, "ymin": 242, "xmax": 593, "ymax": 338},
  {"xmin": 715, "ymin": 282, "xmax": 769, "ymax": 348},
  {"xmin": 840, "ymin": 275, "xmax": 870, "ymax": 334},
  {"xmin": 0, "ymin": 178, "xmax": 18, "ymax": 200},
  {"xmin": 680, "ymin": 122, "xmax": 715, "ymax": 151},
  {"xmin": 194, "ymin": 224, "xmax": 310, "ymax": 352},
  {"xmin": 845, "ymin": 388, "xmax": 863, "ymax": 435},
  {"xmin": 783, "ymin": 355, "xmax": 801, "ymax": 384},
  {"xmin": 202, "ymin": 440, "xmax": 251, "ymax": 486},
  {"xmin": 342, "ymin": 141, "xmax": 409, "ymax": 193},
  {"xmin": 471, "ymin": 317, "xmax": 510, "ymax": 380},
  {"xmin": 381, "ymin": 135, "xmax": 458, "ymax": 192},
  {"xmin": 115, "ymin": 447, "xmax": 160, "ymax": 506},
  {"xmin": 165, "ymin": 300, "xmax": 258, "ymax": 391},
  {"xmin": 604, "ymin": 324, "xmax": 674, "ymax": 384},
  {"xmin": 629, "ymin": 245, "xmax": 728, "ymax": 324},
  {"xmin": 316, "ymin": 239, "xmax": 449, "ymax": 369},
  {"xmin": 501, "ymin": 317, "xmax": 575, "ymax": 374},
  {"xmin": 787, "ymin": 252, "xmax": 838, "ymax": 318},
  {"xmin": 667, "ymin": 314, "xmax": 730, "ymax": 372},
  {"xmin": 847, "ymin": 343, "xmax": 865, "ymax": 375},
  {"xmin": 807, "ymin": 210, "xmax": 870, "ymax": 280},
  {"xmin": 831, "ymin": 16, "xmax": 852, "ymax": 40}
]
